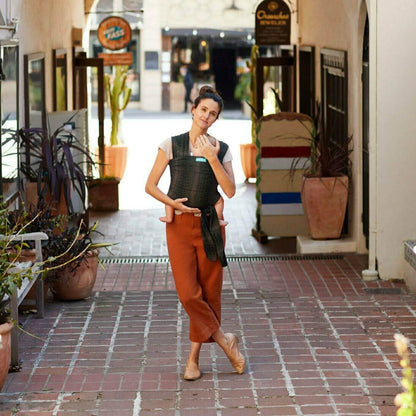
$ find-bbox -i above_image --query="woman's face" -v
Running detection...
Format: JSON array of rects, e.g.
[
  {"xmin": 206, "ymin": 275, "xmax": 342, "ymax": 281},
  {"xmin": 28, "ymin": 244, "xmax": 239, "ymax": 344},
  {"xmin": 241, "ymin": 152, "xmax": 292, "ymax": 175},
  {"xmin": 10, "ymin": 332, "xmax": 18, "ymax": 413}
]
[{"xmin": 192, "ymin": 98, "xmax": 220, "ymax": 130}]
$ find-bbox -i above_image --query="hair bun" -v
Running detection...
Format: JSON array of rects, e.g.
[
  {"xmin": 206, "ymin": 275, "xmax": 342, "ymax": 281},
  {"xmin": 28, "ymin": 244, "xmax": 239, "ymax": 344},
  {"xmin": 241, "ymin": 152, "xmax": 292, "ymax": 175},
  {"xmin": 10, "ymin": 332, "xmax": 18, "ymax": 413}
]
[{"xmin": 199, "ymin": 85, "xmax": 217, "ymax": 96}]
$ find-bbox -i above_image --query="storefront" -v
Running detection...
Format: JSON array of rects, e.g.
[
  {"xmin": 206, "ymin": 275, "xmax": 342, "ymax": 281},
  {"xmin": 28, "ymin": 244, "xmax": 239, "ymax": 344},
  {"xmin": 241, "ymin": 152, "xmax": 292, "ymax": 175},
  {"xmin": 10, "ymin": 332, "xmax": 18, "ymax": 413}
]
[{"xmin": 161, "ymin": 28, "xmax": 253, "ymax": 111}]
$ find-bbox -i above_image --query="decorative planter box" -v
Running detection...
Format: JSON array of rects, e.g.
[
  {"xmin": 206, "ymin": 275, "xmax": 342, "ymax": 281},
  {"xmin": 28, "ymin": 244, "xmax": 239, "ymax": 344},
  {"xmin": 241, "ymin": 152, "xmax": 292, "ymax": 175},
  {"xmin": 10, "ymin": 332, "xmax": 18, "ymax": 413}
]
[{"xmin": 88, "ymin": 179, "xmax": 120, "ymax": 211}]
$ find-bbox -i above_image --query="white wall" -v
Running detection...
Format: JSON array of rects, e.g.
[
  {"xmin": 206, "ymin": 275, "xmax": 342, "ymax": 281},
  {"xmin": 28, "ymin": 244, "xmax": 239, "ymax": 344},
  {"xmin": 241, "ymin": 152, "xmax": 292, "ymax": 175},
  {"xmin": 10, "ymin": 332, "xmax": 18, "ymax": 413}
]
[
  {"xmin": 298, "ymin": 0, "xmax": 367, "ymax": 254},
  {"xmin": 141, "ymin": 0, "xmax": 162, "ymax": 111},
  {"xmin": 17, "ymin": 0, "xmax": 85, "ymax": 120},
  {"xmin": 160, "ymin": 0, "xmax": 257, "ymax": 30},
  {"xmin": 375, "ymin": 0, "xmax": 416, "ymax": 280}
]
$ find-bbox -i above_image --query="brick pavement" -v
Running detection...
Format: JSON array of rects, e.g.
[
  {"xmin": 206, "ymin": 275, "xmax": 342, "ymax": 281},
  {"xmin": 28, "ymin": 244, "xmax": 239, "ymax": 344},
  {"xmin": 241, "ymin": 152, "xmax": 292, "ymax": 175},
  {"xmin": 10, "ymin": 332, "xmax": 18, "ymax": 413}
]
[
  {"xmin": 1, "ymin": 114, "xmax": 415, "ymax": 415},
  {"xmin": 1, "ymin": 253, "xmax": 413, "ymax": 415}
]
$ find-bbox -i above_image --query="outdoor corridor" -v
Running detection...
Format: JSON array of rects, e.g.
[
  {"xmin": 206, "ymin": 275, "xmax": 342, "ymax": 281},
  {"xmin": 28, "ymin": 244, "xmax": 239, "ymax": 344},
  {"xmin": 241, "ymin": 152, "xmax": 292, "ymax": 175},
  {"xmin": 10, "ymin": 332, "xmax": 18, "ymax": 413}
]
[{"xmin": 0, "ymin": 111, "xmax": 414, "ymax": 415}]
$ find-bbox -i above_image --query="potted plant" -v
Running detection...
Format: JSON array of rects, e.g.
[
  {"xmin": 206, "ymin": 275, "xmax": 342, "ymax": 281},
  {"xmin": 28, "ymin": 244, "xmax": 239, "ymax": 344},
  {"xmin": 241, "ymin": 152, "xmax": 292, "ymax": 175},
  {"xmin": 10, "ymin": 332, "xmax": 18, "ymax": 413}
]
[
  {"xmin": 44, "ymin": 220, "xmax": 113, "ymax": 301},
  {"xmin": 0, "ymin": 205, "xmax": 45, "ymax": 389},
  {"xmin": 6, "ymin": 203, "xmax": 114, "ymax": 301},
  {"xmin": 103, "ymin": 64, "xmax": 132, "ymax": 180},
  {"xmin": 299, "ymin": 103, "xmax": 353, "ymax": 239},
  {"xmin": 19, "ymin": 114, "xmax": 95, "ymax": 216}
]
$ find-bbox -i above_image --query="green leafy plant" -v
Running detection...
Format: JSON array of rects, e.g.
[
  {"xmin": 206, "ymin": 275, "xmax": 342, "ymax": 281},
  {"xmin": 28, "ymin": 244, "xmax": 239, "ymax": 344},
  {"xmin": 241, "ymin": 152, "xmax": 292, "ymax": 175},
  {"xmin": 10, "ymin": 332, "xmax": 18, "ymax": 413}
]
[
  {"xmin": 394, "ymin": 334, "xmax": 416, "ymax": 415},
  {"xmin": 278, "ymin": 102, "xmax": 353, "ymax": 180},
  {"xmin": 19, "ymin": 114, "xmax": 95, "ymax": 214},
  {"xmin": 0, "ymin": 206, "xmax": 37, "ymax": 324},
  {"xmin": 43, "ymin": 220, "xmax": 113, "ymax": 282},
  {"xmin": 5, "ymin": 202, "xmax": 113, "ymax": 283},
  {"xmin": 105, "ymin": 65, "xmax": 132, "ymax": 146},
  {"xmin": 234, "ymin": 72, "xmax": 251, "ymax": 103}
]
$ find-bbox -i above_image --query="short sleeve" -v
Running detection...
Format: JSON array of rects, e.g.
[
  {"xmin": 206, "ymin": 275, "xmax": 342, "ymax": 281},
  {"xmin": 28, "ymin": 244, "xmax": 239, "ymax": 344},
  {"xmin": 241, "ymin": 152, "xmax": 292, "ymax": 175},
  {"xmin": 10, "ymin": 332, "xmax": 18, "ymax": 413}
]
[
  {"xmin": 158, "ymin": 138, "xmax": 173, "ymax": 160},
  {"xmin": 222, "ymin": 147, "xmax": 233, "ymax": 164}
]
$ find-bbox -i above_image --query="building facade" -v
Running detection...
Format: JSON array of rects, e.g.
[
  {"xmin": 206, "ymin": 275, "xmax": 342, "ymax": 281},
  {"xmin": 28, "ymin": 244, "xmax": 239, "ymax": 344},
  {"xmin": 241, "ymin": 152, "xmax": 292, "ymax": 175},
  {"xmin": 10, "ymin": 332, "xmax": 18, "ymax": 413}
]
[{"xmin": 0, "ymin": 0, "xmax": 415, "ymax": 283}]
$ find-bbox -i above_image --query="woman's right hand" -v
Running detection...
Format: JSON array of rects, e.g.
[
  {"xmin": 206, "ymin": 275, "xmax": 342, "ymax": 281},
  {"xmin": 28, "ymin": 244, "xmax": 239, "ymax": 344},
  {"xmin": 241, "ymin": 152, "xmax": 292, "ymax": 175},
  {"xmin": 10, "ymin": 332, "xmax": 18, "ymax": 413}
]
[{"xmin": 173, "ymin": 198, "xmax": 201, "ymax": 214}]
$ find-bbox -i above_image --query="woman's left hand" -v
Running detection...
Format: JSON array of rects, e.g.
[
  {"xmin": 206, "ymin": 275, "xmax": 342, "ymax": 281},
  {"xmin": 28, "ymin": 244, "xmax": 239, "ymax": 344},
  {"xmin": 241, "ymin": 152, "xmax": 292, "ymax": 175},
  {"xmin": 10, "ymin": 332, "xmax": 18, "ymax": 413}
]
[{"xmin": 196, "ymin": 135, "xmax": 219, "ymax": 162}]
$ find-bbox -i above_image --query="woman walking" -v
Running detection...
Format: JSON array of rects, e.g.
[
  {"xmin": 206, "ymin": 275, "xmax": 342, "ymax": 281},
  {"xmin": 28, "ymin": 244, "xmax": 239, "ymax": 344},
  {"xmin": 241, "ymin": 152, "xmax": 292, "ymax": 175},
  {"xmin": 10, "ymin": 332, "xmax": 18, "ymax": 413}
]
[{"xmin": 145, "ymin": 86, "xmax": 246, "ymax": 380}]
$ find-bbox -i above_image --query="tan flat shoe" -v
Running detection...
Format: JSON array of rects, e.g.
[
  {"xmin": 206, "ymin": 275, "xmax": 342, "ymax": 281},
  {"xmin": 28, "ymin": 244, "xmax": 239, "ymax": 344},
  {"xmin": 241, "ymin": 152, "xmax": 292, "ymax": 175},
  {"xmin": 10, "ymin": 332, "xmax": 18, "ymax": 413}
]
[
  {"xmin": 183, "ymin": 361, "xmax": 201, "ymax": 381},
  {"xmin": 224, "ymin": 333, "xmax": 246, "ymax": 374}
]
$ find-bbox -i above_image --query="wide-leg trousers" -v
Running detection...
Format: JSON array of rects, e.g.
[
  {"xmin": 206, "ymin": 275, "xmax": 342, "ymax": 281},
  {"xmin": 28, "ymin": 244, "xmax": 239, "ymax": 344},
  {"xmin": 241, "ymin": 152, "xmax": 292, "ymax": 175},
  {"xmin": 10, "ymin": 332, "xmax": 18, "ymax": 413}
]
[{"xmin": 166, "ymin": 213, "xmax": 224, "ymax": 343}]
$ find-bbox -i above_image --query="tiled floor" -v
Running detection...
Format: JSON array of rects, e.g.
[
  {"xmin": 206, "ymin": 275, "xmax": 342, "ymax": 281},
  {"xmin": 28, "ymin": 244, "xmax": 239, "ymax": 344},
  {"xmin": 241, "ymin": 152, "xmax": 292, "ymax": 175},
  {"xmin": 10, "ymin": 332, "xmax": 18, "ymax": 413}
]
[{"xmin": 1, "ymin": 112, "xmax": 414, "ymax": 415}]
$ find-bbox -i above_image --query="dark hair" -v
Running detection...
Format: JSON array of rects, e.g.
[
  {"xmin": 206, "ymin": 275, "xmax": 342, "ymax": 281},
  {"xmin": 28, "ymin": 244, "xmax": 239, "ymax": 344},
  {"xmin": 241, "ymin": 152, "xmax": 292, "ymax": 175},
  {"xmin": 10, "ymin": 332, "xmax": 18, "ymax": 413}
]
[{"xmin": 194, "ymin": 86, "xmax": 224, "ymax": 116}]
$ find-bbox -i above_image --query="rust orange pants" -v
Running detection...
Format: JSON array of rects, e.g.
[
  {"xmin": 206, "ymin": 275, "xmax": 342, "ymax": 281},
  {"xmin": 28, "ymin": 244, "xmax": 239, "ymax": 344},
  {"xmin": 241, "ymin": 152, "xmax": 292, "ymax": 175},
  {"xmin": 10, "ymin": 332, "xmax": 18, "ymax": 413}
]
[{"xmin": 166, "ymin": 213, "xmax": 224, "ymax": 343}]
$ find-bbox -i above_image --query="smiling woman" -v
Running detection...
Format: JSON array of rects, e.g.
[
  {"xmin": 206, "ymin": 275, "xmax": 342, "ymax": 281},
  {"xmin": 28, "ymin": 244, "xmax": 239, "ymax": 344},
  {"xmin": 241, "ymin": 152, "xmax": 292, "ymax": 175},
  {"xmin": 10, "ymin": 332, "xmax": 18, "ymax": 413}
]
[{"xmin": 145, "ymin": 85, "xmax": 246, "ymax": 381}]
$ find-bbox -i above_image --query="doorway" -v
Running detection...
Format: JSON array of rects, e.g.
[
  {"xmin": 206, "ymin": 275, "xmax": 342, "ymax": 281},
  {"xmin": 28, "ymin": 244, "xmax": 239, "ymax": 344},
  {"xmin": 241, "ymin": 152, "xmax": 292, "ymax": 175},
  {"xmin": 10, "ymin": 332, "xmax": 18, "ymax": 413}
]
[
  {"xmin": 255, "ymin": 48, "xmax": 296, "ymax": 117},
  {"xmin": 211, "ymin": 47, "xmax": 239, "ymax": 109}
]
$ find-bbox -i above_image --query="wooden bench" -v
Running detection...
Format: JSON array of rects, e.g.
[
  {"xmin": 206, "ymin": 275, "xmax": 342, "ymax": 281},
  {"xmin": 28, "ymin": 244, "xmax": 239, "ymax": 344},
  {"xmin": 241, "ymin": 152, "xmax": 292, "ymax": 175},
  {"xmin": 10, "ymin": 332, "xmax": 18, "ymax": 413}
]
[{"xmin": 1, "ymin": 232, "xmax": 49, "ymax": 368}]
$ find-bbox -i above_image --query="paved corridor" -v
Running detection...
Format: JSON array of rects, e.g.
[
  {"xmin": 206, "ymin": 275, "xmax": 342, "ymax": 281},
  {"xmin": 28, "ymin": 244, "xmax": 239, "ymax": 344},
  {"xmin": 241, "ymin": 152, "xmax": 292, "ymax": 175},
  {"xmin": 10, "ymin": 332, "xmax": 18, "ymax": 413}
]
[
  {"xmin": 0, "ymin": 112, "xmax": 414, "ymax": 415},
  {"xmin": 1, "ymin": 253, "xmax": 413, "ymax": 415}
]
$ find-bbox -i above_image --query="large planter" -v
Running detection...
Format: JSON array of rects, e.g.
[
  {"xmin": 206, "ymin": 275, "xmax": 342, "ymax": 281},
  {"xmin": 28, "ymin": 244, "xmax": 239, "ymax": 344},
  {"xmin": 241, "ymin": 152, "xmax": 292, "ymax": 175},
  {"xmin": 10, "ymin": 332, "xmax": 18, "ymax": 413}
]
[
  {"xmin": 240, "ymin": 143, "xmax": 257, "ymax": 181},
  {"xmin": 25, "ymin": 182, "xmax": 67, "ymax": 216},
  {"xmin": 50, "ymin": 251, "xmax": 98, "ymax": 301},
  {"xmin": 301, "ymin": 175, "xmax": 349, "ymax": 240},
  {"xmin": 0, "ymin": 321, "xmax": 13, "ymax": 391},
  {"xmin": 103, "ymin": 145, "xmax": 128, "ymax": 180},
  {"xmin": 88, "ymin": 178, "xmax": 120, "ymax": 211}
]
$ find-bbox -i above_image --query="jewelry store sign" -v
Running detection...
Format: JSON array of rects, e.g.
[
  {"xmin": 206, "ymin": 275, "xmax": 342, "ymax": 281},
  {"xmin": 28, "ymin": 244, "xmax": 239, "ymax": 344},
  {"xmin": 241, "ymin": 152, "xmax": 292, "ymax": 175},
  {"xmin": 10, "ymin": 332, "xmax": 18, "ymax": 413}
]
[
  {"xmin": 98, "ymin": 16, "xmax": 132, "ymax": 50},
  {"xmin": 255, "ymin": 0, "xmax": 291, "ymax": 45}
]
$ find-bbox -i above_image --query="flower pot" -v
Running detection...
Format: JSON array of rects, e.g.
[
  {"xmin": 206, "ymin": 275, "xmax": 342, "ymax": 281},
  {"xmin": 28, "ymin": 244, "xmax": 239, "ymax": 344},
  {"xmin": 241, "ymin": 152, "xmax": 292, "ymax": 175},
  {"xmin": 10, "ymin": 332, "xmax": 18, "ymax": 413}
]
[
  {"xmin": 301, "ymin": 175, "xmax": 349, "ymax": 240},
  {"xmin": 25, "ymin": 182, "xmax": 68, "ymax": 216},
  {"xmin": 0, "ymin": 321, "xmax": 13, "ymax": 391},
  {"xmin": 88, "ymin": 178, "xmax": 120, "ymax": 211},
  {"xmin": 240, "ymin": 143, "xmax": 257, "ymax": 181},
  {"xmin": 50, "ymin": 251, "xmax": 98, "ymax": 301},
  {"xmin": 103, "ymin": 145, "xmax": 128, "ymax": 180}
]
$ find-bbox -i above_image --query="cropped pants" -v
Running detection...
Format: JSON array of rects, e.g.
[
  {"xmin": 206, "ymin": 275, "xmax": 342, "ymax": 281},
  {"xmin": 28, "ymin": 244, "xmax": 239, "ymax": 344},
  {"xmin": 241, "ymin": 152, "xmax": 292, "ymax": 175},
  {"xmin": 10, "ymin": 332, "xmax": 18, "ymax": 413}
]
[{"xmin": 166, "ymin": 213, "xmax": 224, "ymax": 343}]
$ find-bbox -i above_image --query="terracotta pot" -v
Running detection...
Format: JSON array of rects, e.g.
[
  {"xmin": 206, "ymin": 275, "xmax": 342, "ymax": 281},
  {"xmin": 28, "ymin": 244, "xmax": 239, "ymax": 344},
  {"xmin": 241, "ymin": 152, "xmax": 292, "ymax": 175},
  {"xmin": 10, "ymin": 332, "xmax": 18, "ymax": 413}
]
[
  {"xmin": 301, "ymin": 175, "xmax": 349, "ymax": 240},
  {"xmin": 25, "ymin": 182, "xmax": 68, "ymax": 216},
  {"xmin": 0, "ymin": 321, "xmax": 13, "ymax": 391},
  {"xmin": 50, "ymin": 251, "xmax": 98, "ymax": 301},
  {"xmin": 240, "ymin": 143, "xmax": 257, "ymax": 181},
  {"xmin": 103, "ymin": 145, "xmax": 128, "ymax": 180},
  {"xmin": 88, "ymin": 178, "xmax": 120, "ymax": 211}
]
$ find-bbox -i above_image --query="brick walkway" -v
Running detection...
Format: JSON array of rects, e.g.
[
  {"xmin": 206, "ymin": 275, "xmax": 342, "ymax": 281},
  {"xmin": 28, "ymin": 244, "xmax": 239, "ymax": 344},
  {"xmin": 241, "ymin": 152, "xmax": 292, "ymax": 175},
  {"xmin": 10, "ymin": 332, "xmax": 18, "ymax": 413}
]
[
  {"xmin": 1, "ymin": 255, "xmax": 412, "ymax": 416},
  {"xmin": 1, "ymin": 113, "xmax": 414, "ymax": 415}
]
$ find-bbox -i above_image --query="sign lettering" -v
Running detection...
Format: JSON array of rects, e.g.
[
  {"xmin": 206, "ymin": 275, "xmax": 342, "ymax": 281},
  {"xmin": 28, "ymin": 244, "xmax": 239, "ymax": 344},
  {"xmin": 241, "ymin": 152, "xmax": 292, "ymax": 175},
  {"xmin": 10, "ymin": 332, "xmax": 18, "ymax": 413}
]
[
  {"xmin": 98, "ymin": 16, "xmax": 132, "ymax": 51},
  {"xmin": 255, "ymin": 0, "xmax": 291, "ymax": 45}
]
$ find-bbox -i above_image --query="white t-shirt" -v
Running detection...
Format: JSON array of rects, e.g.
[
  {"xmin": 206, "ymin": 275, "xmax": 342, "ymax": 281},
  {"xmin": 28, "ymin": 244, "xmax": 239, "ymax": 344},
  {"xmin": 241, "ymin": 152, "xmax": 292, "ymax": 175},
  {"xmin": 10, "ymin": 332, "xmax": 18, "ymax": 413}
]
[{"xmin": 159, "ymin": 136, "xmax": 232, "ymax": 164}]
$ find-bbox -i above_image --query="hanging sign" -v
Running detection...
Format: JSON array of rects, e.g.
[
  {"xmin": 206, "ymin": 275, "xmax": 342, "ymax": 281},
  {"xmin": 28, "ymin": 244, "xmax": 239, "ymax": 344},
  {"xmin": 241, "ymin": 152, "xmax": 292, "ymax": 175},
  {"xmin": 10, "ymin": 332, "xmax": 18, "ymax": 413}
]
[
  {"xmin": 255, "ymin": 0, "xmax": 291, "ymax": 45},
  {"xmin": 98, "ymin": 52, "xmax": 133, "ymax": 66},
  {"xmin": 98, "ymin": 16, "xmax": 132, "ymax": 50}
]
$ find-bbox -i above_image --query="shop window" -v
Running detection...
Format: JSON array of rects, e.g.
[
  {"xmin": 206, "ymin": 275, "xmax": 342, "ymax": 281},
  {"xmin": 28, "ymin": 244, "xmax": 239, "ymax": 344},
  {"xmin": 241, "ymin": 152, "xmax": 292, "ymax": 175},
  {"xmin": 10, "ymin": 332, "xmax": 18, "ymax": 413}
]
[{"xmin": 0, "ymin": 41, "xmax": 19, "ymax": 203}]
